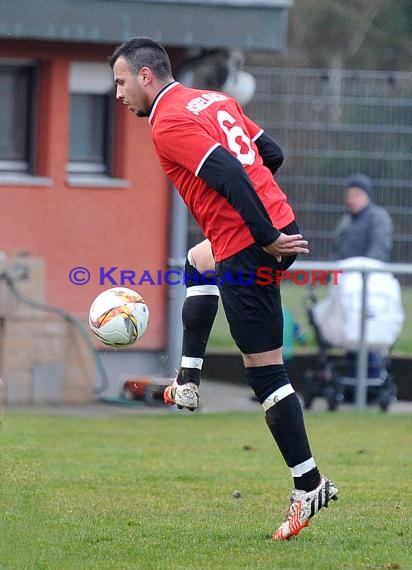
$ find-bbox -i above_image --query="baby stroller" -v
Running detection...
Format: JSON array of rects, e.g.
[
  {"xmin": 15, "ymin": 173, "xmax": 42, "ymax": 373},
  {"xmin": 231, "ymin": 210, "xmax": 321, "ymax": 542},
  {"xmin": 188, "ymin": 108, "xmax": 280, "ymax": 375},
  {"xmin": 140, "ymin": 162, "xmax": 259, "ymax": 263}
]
[{"xmin": 302, "ymin": 257, "xmax": 404, "ymax": 412}]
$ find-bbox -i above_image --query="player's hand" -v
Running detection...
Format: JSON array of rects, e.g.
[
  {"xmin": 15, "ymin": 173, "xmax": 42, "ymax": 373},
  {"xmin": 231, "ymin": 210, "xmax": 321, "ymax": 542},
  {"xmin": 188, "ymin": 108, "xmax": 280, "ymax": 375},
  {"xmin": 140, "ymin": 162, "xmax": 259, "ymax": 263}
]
[{"xmin": 263, "ymin": 233, "xmax": 309, "ymax": 262}]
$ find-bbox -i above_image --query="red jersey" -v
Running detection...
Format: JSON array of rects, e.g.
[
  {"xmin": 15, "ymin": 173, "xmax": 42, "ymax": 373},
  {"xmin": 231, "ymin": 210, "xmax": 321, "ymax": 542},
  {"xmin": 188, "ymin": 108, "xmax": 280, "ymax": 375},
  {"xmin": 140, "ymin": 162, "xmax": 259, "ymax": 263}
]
[{"xmin": 149, "ymin": 82, "xmax": 294, "ymax": 262}]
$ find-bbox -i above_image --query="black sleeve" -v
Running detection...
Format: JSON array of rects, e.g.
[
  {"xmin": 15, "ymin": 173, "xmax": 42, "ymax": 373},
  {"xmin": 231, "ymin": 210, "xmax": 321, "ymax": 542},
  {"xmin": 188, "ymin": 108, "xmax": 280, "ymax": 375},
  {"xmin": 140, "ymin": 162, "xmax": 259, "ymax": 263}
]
[
  {"xmin": 254, "ymin": 132, "xmax": 284, "ymax": 174},
  {"xmin": 198, "ymin": 145, "xmax": 281, "ymax": 246}
]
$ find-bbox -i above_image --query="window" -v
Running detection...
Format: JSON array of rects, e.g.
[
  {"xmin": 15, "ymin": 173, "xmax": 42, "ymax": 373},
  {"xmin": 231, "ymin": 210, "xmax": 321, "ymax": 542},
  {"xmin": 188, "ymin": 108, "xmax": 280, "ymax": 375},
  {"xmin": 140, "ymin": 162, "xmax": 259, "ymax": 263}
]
[
  {"xmin": 69, "ymin": 93, "xmax": 112, "ymax": 174},
  {"xmin": 68, "ymin": 62, "xmax": 115, "ymax": 179},
  {"xmin": 0, "ymin": 63, "xmax": 37, "ymax": 174}
]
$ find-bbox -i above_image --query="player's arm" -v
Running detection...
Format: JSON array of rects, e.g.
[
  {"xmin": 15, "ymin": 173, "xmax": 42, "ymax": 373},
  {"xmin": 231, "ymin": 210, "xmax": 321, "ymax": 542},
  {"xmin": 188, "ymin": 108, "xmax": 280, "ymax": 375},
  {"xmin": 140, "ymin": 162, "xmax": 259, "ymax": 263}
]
[
  {"xmin": 254, "ymin": 132, "xmax": 284, "ymax": 174},
  {"xmin": 241, "ymin": 109, "xmax": 284, "ymax": 174},
  {"xmin": 198, "ymin": 145, "xmax": 281, "ymax": 246}
]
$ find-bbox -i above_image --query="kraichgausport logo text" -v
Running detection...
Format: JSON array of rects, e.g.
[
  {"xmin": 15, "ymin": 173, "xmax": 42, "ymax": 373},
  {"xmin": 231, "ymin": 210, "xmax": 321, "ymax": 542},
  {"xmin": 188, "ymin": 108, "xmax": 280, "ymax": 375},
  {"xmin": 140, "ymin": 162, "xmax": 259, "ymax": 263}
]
[{"xmin": 69, "ymin": 267, "xmax": 343, "ymax": 286}]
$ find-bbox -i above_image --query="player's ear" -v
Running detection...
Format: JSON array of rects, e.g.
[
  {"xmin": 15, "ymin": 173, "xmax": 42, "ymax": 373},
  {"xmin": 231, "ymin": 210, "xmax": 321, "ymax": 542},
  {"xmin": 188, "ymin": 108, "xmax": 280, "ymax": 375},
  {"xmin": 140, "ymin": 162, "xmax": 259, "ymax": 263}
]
[{"xmin": 139, "ymin": 66, "xmax": 153, "ymax": 85}]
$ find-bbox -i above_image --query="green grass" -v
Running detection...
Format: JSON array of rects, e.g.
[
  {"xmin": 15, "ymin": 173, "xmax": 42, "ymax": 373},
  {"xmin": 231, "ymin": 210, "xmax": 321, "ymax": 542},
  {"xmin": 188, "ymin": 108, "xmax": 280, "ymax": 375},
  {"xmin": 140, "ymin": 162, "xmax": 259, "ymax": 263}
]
[
  {"xmin": 1, "ymin": 410, "xmax": 411, "ymax": 569},
  {"xmin": 209, "ymin": 284, "xmax": 412, "ymax": 354}
]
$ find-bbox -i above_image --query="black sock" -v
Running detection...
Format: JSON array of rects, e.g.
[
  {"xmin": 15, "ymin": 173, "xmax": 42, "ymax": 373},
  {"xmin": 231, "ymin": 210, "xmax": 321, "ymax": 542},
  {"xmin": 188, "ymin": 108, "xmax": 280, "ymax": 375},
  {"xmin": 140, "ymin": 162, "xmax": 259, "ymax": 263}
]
[
  {"xmin": 177, "ymin": 294, "xmax": 219, "ymax": 386},
  {"xmin": 294, "ymin": 468, "xmax": 321, "ymax": 492},
  {"xmin": 265, "ymin": 393, "xmax": 321, "ymax": 491}
]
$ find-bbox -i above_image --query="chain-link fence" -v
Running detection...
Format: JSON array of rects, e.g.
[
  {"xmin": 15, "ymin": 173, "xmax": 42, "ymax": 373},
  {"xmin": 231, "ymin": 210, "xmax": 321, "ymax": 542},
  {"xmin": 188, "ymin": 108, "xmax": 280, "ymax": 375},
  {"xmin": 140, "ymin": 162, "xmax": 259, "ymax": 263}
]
[{"xmin": 188, "ymin": 67, "xmax": 412, "ymax": 264}]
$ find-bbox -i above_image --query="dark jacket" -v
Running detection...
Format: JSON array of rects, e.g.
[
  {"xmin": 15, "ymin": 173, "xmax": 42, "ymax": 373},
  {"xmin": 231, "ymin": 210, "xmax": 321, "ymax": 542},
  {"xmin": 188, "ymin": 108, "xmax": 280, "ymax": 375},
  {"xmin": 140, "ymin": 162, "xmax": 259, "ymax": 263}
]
[{"xmin": 334, "ymin": 202, "xmax": 393, "ymax": 262}]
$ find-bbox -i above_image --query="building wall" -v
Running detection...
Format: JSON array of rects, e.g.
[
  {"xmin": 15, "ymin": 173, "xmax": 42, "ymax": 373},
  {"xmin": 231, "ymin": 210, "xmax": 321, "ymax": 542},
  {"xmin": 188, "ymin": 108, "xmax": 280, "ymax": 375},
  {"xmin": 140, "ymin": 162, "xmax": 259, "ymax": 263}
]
[{"xmin": 0, "ymin": 39, "xmax": 170, "ymax": 352}]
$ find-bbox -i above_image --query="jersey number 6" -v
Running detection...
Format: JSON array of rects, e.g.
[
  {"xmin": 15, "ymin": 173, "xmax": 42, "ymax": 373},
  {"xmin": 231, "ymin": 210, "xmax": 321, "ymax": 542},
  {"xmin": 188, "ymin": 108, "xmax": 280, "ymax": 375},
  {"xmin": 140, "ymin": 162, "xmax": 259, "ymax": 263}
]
[{"xmin": 217, "ymin": 110, "xmax": 256, "ymax": 166}]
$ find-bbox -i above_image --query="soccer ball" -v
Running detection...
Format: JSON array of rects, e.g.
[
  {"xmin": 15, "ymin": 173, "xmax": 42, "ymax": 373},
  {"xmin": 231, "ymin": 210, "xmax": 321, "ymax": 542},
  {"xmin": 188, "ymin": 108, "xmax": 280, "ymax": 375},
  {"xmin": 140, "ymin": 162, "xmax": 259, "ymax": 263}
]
[{"xmin": 89, "ymin": 287, "xmax": 149, "ymax": 347}]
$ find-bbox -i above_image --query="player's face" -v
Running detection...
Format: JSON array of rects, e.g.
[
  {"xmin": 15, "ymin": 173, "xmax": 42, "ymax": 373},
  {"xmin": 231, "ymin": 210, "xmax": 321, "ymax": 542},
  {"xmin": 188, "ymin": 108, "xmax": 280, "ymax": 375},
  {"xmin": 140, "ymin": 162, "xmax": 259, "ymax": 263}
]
[
  {"xmin": 113, "ymin": 56, "xmax": 151, "ymax": 117},
  {"xmin": 345, "ymin": 187, "xmax": 370, "ymax": 214}
]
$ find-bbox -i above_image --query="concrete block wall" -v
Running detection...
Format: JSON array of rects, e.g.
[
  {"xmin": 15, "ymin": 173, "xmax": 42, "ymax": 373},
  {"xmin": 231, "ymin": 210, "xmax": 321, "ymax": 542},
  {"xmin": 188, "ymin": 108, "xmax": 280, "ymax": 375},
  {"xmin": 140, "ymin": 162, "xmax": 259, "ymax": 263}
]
[{"xmin": 0, "ymin": 256, "xmax": 96, "ymax": 405}]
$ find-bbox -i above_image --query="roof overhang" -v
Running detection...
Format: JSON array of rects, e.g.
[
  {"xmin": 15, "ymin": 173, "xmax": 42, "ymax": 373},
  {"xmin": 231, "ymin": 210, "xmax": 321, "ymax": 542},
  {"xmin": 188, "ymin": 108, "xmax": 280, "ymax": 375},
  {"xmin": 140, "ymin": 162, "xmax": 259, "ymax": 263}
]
[{"xmin": 0, "ymin": 0, "xmax": 293, "ymax": 51}]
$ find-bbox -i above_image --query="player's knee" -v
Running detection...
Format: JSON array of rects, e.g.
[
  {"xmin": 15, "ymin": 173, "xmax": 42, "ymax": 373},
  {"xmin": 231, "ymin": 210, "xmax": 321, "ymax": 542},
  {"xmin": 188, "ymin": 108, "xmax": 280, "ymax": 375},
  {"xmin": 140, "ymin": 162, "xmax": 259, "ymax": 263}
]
[
  {"xmin": 189, "ymin": 240, "xmax": 215, "ymax": 275},
  {"xmin": 243, "ymin": 348, "xmax": 283, "ymax": 368},
  {"xmin": 184, "ymin": 254, "xmax": 219, "ymax": 292}
]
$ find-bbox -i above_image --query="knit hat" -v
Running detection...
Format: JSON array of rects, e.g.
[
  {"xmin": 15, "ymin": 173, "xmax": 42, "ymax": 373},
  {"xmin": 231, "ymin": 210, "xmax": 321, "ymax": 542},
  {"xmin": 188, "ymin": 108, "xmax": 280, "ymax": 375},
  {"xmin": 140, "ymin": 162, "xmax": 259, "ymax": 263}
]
[{"xmin": 344, "ymin": 173, "xmax": 373, "ymax": 197}]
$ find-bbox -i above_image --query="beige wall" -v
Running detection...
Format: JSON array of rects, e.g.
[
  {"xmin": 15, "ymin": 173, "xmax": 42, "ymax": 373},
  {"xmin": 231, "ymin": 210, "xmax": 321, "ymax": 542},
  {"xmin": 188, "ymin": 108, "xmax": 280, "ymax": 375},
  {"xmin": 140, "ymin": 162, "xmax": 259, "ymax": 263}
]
[{"xmin": 0, "ymin": 256, "xmax": 95, "ymax": 404}]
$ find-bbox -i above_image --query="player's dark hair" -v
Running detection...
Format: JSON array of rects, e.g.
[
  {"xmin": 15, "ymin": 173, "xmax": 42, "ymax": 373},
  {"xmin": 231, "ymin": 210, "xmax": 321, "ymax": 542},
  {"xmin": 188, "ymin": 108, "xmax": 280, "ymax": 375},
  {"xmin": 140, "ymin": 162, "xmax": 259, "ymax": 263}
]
[{"xmin": 109, "ymin": 37, "xmax": 173, "ymax": 79}]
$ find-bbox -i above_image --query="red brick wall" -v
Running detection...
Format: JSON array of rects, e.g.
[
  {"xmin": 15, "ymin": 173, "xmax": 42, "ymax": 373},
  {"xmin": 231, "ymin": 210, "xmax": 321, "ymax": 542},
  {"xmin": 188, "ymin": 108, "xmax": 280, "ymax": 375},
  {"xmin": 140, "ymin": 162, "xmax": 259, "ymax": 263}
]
[{"xmin": 0, "ymin": 40, "xmax": 170, "ymax": 350}]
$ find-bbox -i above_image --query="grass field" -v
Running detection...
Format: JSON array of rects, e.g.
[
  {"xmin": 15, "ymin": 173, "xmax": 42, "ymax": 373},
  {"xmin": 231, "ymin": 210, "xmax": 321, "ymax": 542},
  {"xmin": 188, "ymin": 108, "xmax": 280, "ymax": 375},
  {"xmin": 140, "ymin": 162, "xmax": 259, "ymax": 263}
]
[
  {"xmin": 208, "ymin": 284, "xmax": 412, "ymax": 354},
  {"xmin": 1, "ymin": 410, "xmax": 411, "ymax": 569}
]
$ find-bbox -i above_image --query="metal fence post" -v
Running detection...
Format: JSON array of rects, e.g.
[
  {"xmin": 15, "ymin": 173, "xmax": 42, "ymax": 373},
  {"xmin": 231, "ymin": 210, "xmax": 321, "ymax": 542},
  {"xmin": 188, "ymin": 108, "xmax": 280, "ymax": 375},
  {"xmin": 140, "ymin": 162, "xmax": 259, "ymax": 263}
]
[{"xmin": 355, "ymin": 271, "xmax": 369, "ymax": 410}]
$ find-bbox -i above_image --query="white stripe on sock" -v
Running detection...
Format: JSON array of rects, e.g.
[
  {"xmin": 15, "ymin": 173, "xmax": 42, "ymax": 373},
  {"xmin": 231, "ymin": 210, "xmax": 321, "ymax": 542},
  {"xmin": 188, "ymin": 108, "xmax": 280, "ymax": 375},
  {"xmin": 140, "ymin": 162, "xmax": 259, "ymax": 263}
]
[
  {"xmin": 186, "ymin": 285, "xmax": 220, "ymax": 297},
  {"xmin": 181, "ymin": 356, "xmax": 203, "ymax": 370},
  {"xmin": 290, "ymin": 457, "xmax": 317, "ymax": 477},
  {"xmin": 262, "ymin": 383, "xmax": 295, "ymax": 411}
]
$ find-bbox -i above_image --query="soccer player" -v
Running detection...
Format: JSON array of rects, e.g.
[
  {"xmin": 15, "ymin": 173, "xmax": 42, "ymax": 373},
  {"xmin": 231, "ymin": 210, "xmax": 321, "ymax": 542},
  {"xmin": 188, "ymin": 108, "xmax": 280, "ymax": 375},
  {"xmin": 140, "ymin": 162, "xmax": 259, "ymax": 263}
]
[{"xmin": 110, "ymin": 37, "xmax": 338, "ymax": 540}]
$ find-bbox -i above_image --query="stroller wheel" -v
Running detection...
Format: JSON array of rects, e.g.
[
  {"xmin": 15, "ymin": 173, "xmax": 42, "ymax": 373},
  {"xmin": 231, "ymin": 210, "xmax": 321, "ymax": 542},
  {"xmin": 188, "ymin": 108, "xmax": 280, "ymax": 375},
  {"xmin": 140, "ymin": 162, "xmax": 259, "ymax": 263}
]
[
  {"xmin": 378, "ymin": 374, "xmax": 398, "ymax": 412},
  {"xmin": 303, "ymin": 370, "xmax": 317, "ymax": 410},
  {"xmin": 378, "ymin": 387, "xmax": 392, "ymax": 412},
  {"xmin": 325, "ymin": 383, "xmax": 343, "ymax": 412}
]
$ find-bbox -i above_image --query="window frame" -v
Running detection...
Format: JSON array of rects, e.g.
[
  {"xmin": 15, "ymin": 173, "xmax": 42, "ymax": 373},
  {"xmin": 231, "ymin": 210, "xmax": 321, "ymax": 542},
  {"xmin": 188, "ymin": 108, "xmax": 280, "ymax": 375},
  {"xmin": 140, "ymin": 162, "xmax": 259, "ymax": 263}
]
[
  {"xmin": 67, "ymin": 61, "xmax": 125, "ymax": 186},
  {"xmin": 0, "ymin": 60, "xmax": 39, "ymax": 176},
  {"xmin": 67, "ymin": 91, "xmax": 116, "ymax": 176}
]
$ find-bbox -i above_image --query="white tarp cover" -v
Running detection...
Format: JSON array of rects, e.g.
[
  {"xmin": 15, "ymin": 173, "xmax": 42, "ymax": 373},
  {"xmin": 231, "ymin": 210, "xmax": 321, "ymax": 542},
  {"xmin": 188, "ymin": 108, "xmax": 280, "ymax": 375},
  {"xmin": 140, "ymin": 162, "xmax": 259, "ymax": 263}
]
[{"xmin": 312, "ymin": 257, "xmax": 405, "ymax": 350}]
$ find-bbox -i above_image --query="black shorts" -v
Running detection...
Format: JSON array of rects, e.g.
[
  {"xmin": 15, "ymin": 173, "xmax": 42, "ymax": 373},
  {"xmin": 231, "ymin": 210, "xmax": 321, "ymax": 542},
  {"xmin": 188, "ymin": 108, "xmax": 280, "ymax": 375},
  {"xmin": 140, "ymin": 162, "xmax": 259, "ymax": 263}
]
[{"xmin": 215, "ymin": 221, "xmax": 299, "ymax": 354}]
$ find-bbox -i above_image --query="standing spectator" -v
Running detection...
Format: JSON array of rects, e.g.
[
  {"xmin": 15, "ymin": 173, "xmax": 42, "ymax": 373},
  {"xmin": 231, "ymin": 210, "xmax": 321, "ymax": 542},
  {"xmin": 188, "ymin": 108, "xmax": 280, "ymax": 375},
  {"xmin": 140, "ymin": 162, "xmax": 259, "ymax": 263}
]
[
  {"xmin": 333, "ymin": 173, "xmax": 394, "ymax": 382},
  {"xmin": 334, "ymin": 174, "xmax": 393, "ymax": 262}
]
